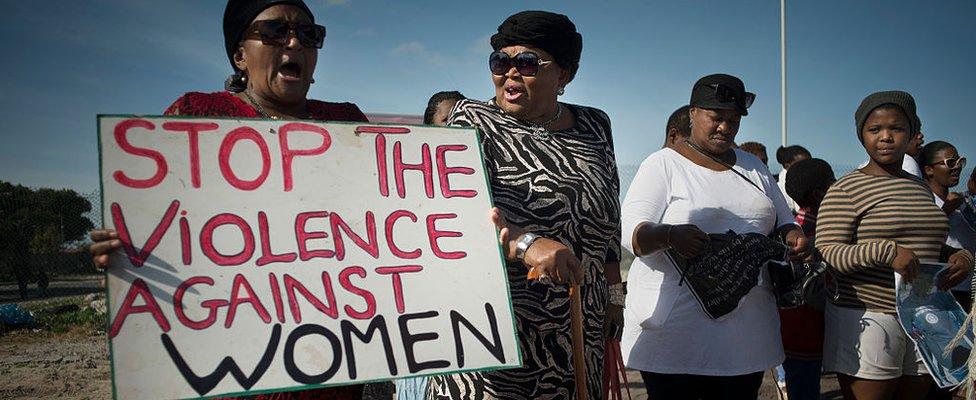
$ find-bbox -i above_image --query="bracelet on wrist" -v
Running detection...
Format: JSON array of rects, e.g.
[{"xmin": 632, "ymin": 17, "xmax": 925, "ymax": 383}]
[
  {"xmin": 608, "ymin": 282, "xmax": 626, "ymax": 306},
  {"xmin": 515, "ymin": 232, "xmax": 541, "ymax": 261}
]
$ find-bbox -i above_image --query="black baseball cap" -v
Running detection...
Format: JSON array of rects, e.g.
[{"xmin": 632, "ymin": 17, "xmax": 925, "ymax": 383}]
[{"xmin": 690, "ymin": 73, "xmax": 755, "ymax": 116}]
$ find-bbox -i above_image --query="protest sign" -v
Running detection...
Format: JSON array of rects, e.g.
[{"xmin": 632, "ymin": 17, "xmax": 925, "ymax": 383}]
[
  {"xmin": 98, "ymin": 116, "xmax": 519, "ymax": 399},
  {"xmin": 896, "ymin": 263, "xmax": 973, "ymax": 388},
  {"xmin": 665, "ymin": 230, "xmax": 785, "ymax": 319}
]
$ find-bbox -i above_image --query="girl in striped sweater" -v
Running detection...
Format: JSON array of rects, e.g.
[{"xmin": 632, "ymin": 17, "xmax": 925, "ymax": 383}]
[{"xmin": 816, "ymin": 91, "xmax": 973, "ymax": 399}]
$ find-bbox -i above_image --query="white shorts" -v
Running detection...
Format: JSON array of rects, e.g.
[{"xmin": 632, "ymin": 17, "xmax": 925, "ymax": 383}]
[{"xmin": 823, "ymin": 302, "xmax": 926, "ymax": 380}]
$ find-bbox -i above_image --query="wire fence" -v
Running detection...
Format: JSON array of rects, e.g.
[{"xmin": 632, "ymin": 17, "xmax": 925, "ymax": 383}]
[{"xmin": 0, "ymin": 184, "xmax": 101, "ymax": 292}]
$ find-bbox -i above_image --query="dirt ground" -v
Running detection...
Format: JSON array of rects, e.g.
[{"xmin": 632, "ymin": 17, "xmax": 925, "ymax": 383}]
[
  {"xmin": 0, "ymin": 329, "xmax": 112, "ymax": 399},
  {"xmin": 0, "ymin": 277, "xmax": 841, "ymax": 399}
]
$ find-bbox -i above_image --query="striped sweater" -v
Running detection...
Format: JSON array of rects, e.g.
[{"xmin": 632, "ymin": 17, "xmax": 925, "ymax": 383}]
[{"xmin": 816, "ymin": 170, "xmax": 949, "ymax": 312}]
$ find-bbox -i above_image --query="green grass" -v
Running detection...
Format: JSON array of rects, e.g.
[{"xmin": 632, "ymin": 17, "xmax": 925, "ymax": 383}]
[{"xmin": 21, "ymin": 297, "xmax": 106, "ymax": 334}]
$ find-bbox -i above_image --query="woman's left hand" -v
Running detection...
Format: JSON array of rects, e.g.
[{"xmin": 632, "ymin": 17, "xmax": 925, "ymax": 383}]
[
  {"xmin": 784, "ymin": 228, "xmax": 814, "ymax": 262},
  {"xmin": 943, "ymin": 192, "xmax": 965, "ymax": 215},
  {"xmin": 604, "ymin": 303, "xmax": 623, "ymax": 341},
  {"xmin": 490, "ymin": 207, "xmax": 522, "ymax": 261},
  {"xmin": 939, "ymin": 250, "xmax": 974, "ymax": 290}
]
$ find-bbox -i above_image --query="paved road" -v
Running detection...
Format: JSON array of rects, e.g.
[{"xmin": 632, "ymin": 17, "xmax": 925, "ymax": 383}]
[{"xmin": 0, "ymin": 275, "xmax": 103, "ymax": 304}]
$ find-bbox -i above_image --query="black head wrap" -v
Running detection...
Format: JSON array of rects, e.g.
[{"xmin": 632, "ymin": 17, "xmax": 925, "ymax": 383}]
[
  {"xmin": 223, "ymin": 0, "xmax": 314, "ymax": 71},
  {"xmin": 490, "ymin": 10, "xmax": 583, "ymax": 77}
]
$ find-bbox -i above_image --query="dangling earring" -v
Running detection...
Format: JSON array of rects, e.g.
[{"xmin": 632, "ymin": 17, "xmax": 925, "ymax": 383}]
[
  {"xmin": 557, "ymin": 87, "xmax": 565, "ymax": 96},
  {"xmin": 225, "ymin": 71, "xmax": 247, "ymax": 93}
]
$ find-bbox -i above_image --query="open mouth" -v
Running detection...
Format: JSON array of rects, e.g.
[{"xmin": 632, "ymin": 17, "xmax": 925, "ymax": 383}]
[
  {"xmin": 503, "ymin": 84, "xmax": 525, "ymax": 101},
  {"xmin": 278, "ymin": 61, "xmax": 303, "ymax": 80}
]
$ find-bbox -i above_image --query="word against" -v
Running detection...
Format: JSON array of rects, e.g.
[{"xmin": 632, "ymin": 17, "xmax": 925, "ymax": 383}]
[{"xmin": 100, "ymin": 117, "xmax": 518, "ymax": 400}]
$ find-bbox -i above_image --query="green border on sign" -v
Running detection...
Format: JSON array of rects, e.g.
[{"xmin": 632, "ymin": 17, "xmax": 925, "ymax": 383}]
[
  {"xmin": 96, "ymin": 116, "xmax": 122, "ymax": 400},
  {"xmin": 96, "ymin": 115, "xmax": 522, "ymax": 400}
]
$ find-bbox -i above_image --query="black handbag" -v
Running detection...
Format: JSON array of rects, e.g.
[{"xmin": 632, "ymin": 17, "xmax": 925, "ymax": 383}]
[
  {"xmin": 768, "ymin": 259, "xmax": 829, "ymax": 309},
  {"xmin": 665, "ymin": 230, "xmax": 787, "ymax": 319},
  {"xmin": 682, "ymin": 141, "xmax": 829, "ymax": 310}
]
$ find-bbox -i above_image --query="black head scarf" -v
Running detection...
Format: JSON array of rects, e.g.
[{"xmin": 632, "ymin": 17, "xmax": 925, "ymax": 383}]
[
  {"xmin": 223, "ymin": 0, "xmax": 314, "ymax": 71},
  {"xmin": 490, "ymin": 10, "xmax": 583, "ymax": 77}
]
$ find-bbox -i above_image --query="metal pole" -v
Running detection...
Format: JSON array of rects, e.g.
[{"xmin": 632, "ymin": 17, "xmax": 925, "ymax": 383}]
[{"xmin": 781, "ymin": 0, "xmax": 787, "ymax": 147}]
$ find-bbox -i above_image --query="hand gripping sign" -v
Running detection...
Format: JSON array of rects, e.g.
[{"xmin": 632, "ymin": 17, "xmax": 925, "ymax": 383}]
[{"xmin": 98, "ymin": 116, "xmax": 519, "ymax": 400}]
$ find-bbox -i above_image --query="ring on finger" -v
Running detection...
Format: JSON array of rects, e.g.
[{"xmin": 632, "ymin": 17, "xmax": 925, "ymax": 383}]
[{"xmin": 538, "ymin": 273, "xmax": 554, "ymax": 286}]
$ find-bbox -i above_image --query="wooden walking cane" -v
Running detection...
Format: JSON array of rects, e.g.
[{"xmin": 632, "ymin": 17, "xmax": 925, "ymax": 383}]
[
  {"xmin": 527, "ymin": 268, "xmax": 588, "ymax": 400},
  {"xmin": 570, "ymin": 283, "xmax": 588, "ymax": 400}
]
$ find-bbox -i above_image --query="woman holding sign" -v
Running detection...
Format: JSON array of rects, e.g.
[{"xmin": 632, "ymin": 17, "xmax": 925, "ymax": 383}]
[
  {"xmin": 90, "ymin": 0, "xmax": 367, "ymax": 399},
  {"xmin": 620, "ymin": 74, "xmax": 812, "ymax": 399},
  {"xmin": 427, "ymin": 10, "xmax": 623, "ymax": 400},
  {"xmin": 816, "ymin": 91, "xmax": 973, "ymax": 399}
]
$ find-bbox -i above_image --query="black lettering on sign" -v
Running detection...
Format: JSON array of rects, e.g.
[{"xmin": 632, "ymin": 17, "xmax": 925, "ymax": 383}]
[
  {"xmin": 666, "ymin": 231, "xmax": 785, "ymax": 319},
  {"xmin": 450, "ymin": 303, "xmax": 505, "ymax": 368},
  {"xmin": 283, "ymin": 324, "xmax": 343, "ymax": 384},
  {"xmin": 398, "ymin": 311, "xmax": 451, "ymax": 373},
  {"xmin": 340, "ymin": 316, "xmax": 398, "ymax": 379},
  {"xmin": 160, "ymin": 324, "xmax": 281, "ymax": 396}
]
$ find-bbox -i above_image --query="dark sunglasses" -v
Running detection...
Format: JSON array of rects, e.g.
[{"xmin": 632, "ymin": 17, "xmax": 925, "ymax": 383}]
[
  {"xmin": 930, "ymin": 157, "xmax": 967, "ymax": 170},
  {"xmin": 244, "ymin": 20, "xmax": 326, "ymax": 49},
  {"xmin": 488, "ymin": 51, "xmax": 553, "ymax": 77},
  {"xmin": 706, "ymin": 83, "xmax": 756, "ymax": 110}
]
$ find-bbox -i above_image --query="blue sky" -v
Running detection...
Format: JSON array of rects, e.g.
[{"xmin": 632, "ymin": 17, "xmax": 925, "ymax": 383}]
[{"xmin": 1, "ymin": 0, "xmax": 974, "ymax": 194}]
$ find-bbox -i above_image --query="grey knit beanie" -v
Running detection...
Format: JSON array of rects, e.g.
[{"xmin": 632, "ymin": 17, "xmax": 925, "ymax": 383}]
[{"xmin": 854, "ymin": 90, "xmax": 919, "ymax": 142}]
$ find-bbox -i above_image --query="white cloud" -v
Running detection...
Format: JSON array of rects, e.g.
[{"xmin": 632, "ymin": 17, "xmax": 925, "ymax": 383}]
[
  {"xmin": 392, "ymin": 41, "xmax": 425, "ymax": 55},
  {"xmin": 391, "ymin": 41, "xmax": 448, "ymax": 65},
  {"xmin": 468, "ymin": 33, "xmax": 493, "ymax": 54}
]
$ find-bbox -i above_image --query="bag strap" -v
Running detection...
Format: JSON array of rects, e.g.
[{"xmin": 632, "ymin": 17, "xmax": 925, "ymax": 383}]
[
  {"xmin": 684, "ymin": 140, "xmax": 783, "ymax": 238},
  {"xmin": 684, "ymin": 140, "xmax": 765, "ymax": 195}
]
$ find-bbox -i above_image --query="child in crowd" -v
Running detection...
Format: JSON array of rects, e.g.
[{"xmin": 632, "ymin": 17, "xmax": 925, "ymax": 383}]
[
  {"xmin": 780, "ymin": 158, "xmax": 835, "ymax": 400},
  {"xmin": 817, "ymin": 91, "xmax": 973, "ymax": 399}
]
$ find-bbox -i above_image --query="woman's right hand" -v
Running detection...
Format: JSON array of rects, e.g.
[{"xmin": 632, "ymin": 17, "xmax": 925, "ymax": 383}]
[
  {"xmin": 522, "ymin": 238, "xmax": 584, "ymax": 286},
  {"xmin": 668, "ymin": 224, "xmax": 709, "ymax": 259},
  {"xmin": 89, "ymin": 229, "xmax": 121, "ymax": 271},
  {"xmin": 489, "ymin": 207, "xmax": 582, "ymax": 285},
  {"xmin": 891, "ymin": 245, "xmax": 920, "ymax": 282}
]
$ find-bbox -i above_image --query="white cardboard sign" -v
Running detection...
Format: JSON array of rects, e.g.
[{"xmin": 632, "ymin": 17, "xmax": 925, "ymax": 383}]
[{"xmin": 98, "ymin": 116, "xmax": 519, "ymax": 399}]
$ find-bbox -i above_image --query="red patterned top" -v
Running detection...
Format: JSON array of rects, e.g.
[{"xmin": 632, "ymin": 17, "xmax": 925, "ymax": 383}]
[
  {"xmin": 164, "ymin": 90, "xmax": 366, "ymax": 400},
  {"xmin": 778, "ymin": 207, "xmax": 825, "ymax": 360},
  {"xmin": 164, "ymin": 91, "xmax": 368, "ymax": 123}
]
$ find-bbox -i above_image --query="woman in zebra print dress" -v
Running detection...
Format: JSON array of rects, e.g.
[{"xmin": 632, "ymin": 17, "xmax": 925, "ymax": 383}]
[{"xmin": 428, "ymin": 11, "xmax": 622, "ymax": 400}]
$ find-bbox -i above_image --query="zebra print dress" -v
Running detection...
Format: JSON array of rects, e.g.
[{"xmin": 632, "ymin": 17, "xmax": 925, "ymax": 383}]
[{"xmin": 428, "ymin": 99, "xmax": 621, "ymax": 400}]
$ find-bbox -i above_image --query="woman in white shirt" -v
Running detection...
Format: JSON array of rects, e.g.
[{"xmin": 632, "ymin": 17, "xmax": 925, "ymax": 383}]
[
  {"xmin": 920, "ymin": 140, "xmax": 973, "ymax": 307},
  {"xmin": 620, "ymin": 74, "xmax": 812, "ymax": 399}
]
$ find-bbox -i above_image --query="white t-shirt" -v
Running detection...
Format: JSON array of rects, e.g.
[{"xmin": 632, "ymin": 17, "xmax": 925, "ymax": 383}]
[
  {"xmin": 777, "ymin": 167, "xmax": 799, "ymax": 213},
  {"xmin": 620, "ymin": 148, "xmax": 794, "ymax": 375},
  {"xmin": 857, "ymin": 156, "xmax": 923, "ymax": 179},
  {"xmin": 935, "ymin": 195, "xmax": 976, "ymax": 292}
]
